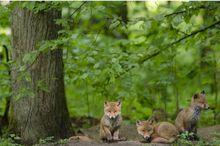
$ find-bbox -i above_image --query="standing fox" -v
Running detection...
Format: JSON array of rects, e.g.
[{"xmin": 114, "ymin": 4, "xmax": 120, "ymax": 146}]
[
  {"xmin": 175, "ymin": 90, "xmax": 209, "ymax": 139},
  {"xmin": 100, "ymin": 100, "xmax": 125, "ymax": 142},
  {"xmin": 136, "ymin": 120, "xmax": 179, "ymax": 143}
]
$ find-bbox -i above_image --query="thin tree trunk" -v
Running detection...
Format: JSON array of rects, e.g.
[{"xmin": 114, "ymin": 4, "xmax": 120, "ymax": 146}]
[
  {"xmin": 10, "ymin": 6, "xmax": 72, "ymax": 145},
  {"xmin": 171, "ymin": 51, "xmax": 179, "ymax": 114},
  {"xmin": 160, "ymin": 85, "xmax": 167, "ymax": 114},
  {"xmin": 213, "ymin": 50, "xmax": 218, "ymax": 124},
  {"xmin": 2, "ymin": 45, "xmax": 11, "ymax": 127}
]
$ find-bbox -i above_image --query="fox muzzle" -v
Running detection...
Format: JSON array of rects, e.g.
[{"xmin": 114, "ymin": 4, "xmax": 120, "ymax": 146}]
[{"xmin": 144, "ymin": 136, "xmax": 151, "ymax": 142}]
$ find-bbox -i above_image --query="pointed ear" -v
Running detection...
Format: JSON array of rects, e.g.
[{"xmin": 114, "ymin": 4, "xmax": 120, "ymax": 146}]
[
  {"xmin": 104, "ymin": 101, "xmax": 108, "ymax": 106},
  {"xmin": 117, "ymin": 100, "xmax": 121, "ymax": 106},
  {"xmin": 148, "ymin": 119, "xmax": 155, "ymax": 125},
  {"xmin": 147, "ymin": 115, "xmax": 156, "ymax": 124},
  {"xmin": 201, "ymin": 90, "xmax": 205, "ymax": 95},
  {"xmin": 193, "ymin": 94, "xmax": 198, "ymax": 99},
  {"xmin": 136, "ymin": 120, "xmax": 142, "ymax": 126}
]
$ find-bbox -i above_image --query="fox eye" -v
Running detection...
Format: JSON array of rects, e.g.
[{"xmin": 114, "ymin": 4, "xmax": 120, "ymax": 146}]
[{"xmin": 200, "ymin": 101, "xmax": 204, "ymax": 104}]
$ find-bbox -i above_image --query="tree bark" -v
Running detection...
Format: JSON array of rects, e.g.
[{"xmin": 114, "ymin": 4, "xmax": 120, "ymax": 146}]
[{"xmin": 10, "ymin": 6, "xmax": 72, "ymax": 145}]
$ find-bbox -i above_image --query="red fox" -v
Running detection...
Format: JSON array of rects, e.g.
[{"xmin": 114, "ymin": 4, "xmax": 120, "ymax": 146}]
[
  {"xmin": 100, "ymin": 101, "xmax": 125, "ymax": 142},
  {"xmin": 175, "ymin": 90, "xmax": 209, "ymax": 139},
  {"xmin": 136, "ymin": 120, "xmax": 178, "ymax": 143}
]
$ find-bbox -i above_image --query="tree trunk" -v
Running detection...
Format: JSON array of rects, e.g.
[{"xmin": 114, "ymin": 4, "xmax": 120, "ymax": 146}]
[
  {"xmin": 10, "ymin": 6, "xmax": 72, "ymax": 145},
  {"xmin": 212, "ymin": 49, "xmax": 218, "ymax": 124},
  {"xmin": 1, "ymin": 45, "xmax": 11, "ymax": 127}
]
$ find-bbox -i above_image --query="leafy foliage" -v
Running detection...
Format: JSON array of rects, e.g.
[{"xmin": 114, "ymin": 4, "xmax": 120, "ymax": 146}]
[{"xmin": 0, "ymin": 1, "xmax": 220, "ymax": 127}]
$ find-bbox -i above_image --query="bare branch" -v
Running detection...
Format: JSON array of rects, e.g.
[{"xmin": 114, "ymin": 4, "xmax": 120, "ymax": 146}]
[
  {"xmin": 70, "ymin": 1, "xmax": 87, "ymax": 17},
  {"xmin": 165, "ymin": 10, "xmax": 186, "ymax": 18},
  {"xmin": 165, "ymin": 5, "xmax": 217, "ymax": 17}
]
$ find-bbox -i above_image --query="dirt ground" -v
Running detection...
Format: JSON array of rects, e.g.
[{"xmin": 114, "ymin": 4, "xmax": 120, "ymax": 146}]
[
  {"xmin": 66, "ymin": 141, "xmax": 168, "ymax": 146},
  {"xmin": 63, "ymin": 124, "xmax": 220, "ymax": 146}
]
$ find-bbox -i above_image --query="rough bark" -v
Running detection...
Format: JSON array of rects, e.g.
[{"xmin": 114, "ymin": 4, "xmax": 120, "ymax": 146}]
[{"xmin": 10, "ymin": 6, "xmax": 72, "ymax": 145}]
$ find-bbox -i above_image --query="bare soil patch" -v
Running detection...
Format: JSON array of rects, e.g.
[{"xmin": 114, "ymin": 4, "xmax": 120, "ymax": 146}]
[{"xmin": 65, "ymin": 125, "xmax": 220, "ymax": 146}]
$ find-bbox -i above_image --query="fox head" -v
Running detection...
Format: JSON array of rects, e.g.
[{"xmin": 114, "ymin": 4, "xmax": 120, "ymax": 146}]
[
  {"xmin": 104, "ymin": 100, "xmax": 121, "ymax": 119},
  {"xmin": 191, "ymin": 90, "xmax": 209, "ymax": 110},
  {"xmin": 136, "ymin": 120, "xmax": 154, "ymax": 141}
]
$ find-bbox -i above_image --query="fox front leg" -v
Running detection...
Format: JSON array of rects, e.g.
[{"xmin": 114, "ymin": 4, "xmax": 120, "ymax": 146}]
[
  {"xmin": 113, "ymin": 129, "xmax": 119, "ymax": 141},
  {"xmin": 190, "ymin": 126, "xmax": 199, "ymax": 141},
  {"xmin": 103, "ymin": 126, "xmax": 113, "ymax": 142},
  {"xmin": 151, "ymin": 137, "xmax": 171, "ymax": 144}
]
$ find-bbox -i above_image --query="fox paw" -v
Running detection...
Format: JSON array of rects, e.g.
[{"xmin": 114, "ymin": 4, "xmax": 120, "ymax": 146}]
[
  {"xmin": 118, "ymin": 137, "xmax": 127, "ymax": 141},
  {"xmin": 104, "ymin": 137, "xmax": 113, "ymax": 143},
  {"xmin": 188, "ymin": 134, "xmax": 199, "ymax": 141}
]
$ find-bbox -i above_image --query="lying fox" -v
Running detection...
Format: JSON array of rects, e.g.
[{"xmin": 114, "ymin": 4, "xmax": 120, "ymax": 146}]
[
  {"xmin": 136, "ymin": 120, "xmax": 178, "ymax": 143},
  {"xmin": 100, "ymin": 100, "xmax": 125, "ymax": 142},
  {"xmin": 175, "ymin": 90, "xmax": 209, "ymax": 139}
]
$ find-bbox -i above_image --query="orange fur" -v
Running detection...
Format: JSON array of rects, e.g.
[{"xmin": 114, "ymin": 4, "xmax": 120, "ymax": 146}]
[
  {"xmin": 136, "ymin": 120, "xmax": 178, "ymax": 143},
  {"xmin": 100, "ymin": 101, "xmax": 123, "ymax": 141},
  {"xmin": 175, "ymin": 91, "xmax": 209, "ymax": 134}
]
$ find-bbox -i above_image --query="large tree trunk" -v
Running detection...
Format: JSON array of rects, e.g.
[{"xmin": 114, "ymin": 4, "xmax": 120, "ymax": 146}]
[{"xmin": 10, "ymin": 5, "xmax": 72, "ymax": 145}]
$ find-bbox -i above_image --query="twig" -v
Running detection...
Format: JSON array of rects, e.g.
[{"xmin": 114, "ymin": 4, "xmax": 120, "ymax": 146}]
[
  {"xmin": 90, "ymin": 30, "xmax": 101, "ymax": 47},
  {"xmin": 70, "ymin": 1, "xmax": 87, "ymax": 17},
  {"xmin": 172, "ymin": 27, "xmax": 189, "ymax": 35},
  {"xmin": 165, "ymin": 5, "xmax": 216, "ymax": 17},
  {"xmin": 165, "ymin": 10, "xmax": 186, "ymax": 17}
]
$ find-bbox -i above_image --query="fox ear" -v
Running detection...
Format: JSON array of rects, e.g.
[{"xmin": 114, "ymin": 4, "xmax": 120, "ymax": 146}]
[
  {"xmin": 201, "ymin": 90, "xmax": 205, "ymax": 95},
  {"xmin": 147, "ymin": 115, "xmax": 156, "ymax": 124},
  {"xmin": 104, "ymin": 101, "xmax": 108, "ymax": 106},
  {"xmin": 117, "ymin": 100, "xmax": 121, "ymax": 106},
  {"xmin": 193, "ymin": 94, "xmax": 198, "ymax": 99},
  {"xmin": 136, "ymin": 120, "xmax": 142, "ymax": 126},
  {"xmin": 148, "ymin": 119, "xmax": 155, "ymax": 125}
]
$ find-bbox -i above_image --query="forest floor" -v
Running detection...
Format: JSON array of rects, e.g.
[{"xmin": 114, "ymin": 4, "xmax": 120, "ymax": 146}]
[{"xmin": 61, "ymin": 124, "xmax": 220, "ymax": 146}]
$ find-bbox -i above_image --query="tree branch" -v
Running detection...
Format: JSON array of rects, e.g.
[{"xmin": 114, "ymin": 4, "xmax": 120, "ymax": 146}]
[
  {"xmin": 165, "ymin": 5, "xmax": 216, "ymax": 17},
  {"xmin": 92, "ymin": 20, "xmax": 220, "ymax": 85},
  {"xmin": 70, "ymin": 1, "xmax": 87, "ymax": 17},
  {"xmin": 165, "ymin": 10, "xmax": 187, "ymax": 17},
  {"xmin": 119, "ymin": 20, "xmax": 220, "ymax": 79}
]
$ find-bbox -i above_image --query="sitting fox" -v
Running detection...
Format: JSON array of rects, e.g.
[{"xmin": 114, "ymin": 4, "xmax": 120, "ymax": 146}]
[
  {"xmin": 175, "ymin": 90, "xmax": 209, "ymax": 139},
  {"xmin": 136, "ymin": 120, "xmax": 178, "ymax": 143},
  {"xmin": 100, "ymin": 100, "xmax": 125, "ymax": 142}
]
